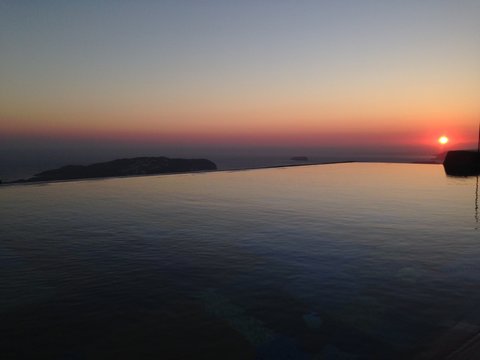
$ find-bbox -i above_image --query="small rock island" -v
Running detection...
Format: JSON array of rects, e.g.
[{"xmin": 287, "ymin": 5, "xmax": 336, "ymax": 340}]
[
  {"xmin": 20, "ymin": 157, "xmax": 217, "ymax": 183},
  {"xmin": 290, "ymin": 156, "xmax": 309, "ymax": 161}
]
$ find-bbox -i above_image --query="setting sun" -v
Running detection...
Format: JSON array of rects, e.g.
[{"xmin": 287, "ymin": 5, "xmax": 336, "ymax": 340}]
[{"xmin": 438, "ymin": 136, "xmax": 449, "ymax": 145}]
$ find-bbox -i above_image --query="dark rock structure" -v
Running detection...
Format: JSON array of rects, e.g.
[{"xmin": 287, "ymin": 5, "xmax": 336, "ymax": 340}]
[
  {"xmin": 443, "ymin": 150, "xmax": 480, "ymax": 176},
  {"xmin": 25, "ymin": 157, "xmax": 217, "ymax": 182}
]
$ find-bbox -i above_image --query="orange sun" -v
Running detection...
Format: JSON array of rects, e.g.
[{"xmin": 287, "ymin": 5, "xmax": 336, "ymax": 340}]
[{"xmin": 438, "ymin": 136, "xmax": 449, "ymax": 145}]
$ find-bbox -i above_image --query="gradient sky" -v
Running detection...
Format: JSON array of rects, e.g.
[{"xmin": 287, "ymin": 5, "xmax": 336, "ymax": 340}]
[{"xmin": 1, "ymin": 0, "xmax": 480, "ymax": 154}]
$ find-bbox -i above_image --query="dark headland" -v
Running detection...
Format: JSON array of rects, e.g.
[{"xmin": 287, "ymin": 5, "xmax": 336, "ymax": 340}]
[
  {"xmin": 9, "ymin": 157, "xmax": 217, "ymax": 183},
  {"xmin": 443, "ymin": 150, "xmax": 480, "ymax": 176}
]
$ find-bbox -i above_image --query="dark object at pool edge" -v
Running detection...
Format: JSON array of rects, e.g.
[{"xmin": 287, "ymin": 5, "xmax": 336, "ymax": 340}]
[{"xmin": 443, "ymin": 150, "xmax": 480, "ymax": 176}]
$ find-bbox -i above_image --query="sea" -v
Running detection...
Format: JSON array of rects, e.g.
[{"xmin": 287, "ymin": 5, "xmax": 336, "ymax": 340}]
[
  {"xmin": 1, "ymin": 162, "xmax": 479, "ymax": 359},
  {"xmin": 0, "ymin": 153, "xmax": 436, "ymax": 182}
]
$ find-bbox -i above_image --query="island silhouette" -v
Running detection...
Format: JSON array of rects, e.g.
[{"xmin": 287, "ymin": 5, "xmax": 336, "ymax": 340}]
[{"xmin": 10, "ymin": 157, "xmax": 217, "ymax": 183}]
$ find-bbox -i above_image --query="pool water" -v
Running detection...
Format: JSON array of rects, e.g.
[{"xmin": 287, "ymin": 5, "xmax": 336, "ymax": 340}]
[{"xmin": 1, "ymin": 163, "xmax": 479, "ymax": 359}]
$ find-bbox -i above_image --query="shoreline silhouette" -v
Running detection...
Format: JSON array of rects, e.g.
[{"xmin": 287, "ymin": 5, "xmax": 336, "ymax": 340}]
[{"xmin": 0, "ymin": 158, "xmax": 443, "ymax": 187}]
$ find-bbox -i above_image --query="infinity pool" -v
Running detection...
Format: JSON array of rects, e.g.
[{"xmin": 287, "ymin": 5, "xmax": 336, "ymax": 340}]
[{"xmin": 1, "ymin": 163, "xmax": 479, "ymax": 359}]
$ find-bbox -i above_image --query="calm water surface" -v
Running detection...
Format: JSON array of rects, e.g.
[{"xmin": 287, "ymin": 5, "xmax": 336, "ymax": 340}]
[{"xmin": 1, "ymin": 163, "xmax": 479, "ymax": 359}]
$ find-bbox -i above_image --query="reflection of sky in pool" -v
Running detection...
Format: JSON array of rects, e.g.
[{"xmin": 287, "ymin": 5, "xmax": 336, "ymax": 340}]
[{"xmin": 1, "ymin": 163, "xmax": 479, "ymax": 359}]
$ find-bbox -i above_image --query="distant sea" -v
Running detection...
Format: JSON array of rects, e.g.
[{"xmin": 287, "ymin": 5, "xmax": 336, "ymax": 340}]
[{"xmin": 0, "ymin": 153, "xmax": 437, "ymax": 182}]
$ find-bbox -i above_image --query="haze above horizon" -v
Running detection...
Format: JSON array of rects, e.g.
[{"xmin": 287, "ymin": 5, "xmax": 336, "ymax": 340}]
[{"xmin": 1, "ymin": 0, "xmax": 480, "ymax": 157}]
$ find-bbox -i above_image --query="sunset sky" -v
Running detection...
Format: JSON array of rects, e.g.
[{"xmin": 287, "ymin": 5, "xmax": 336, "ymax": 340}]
[{"xmin": 1, "ymin": 0, "xmax": 480, "ymax": 164}]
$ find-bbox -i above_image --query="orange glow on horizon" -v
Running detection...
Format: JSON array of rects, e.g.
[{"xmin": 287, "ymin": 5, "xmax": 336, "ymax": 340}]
[{"xmin": 3, "ymin": 113, "xmax": 479, "ymax": 152}]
